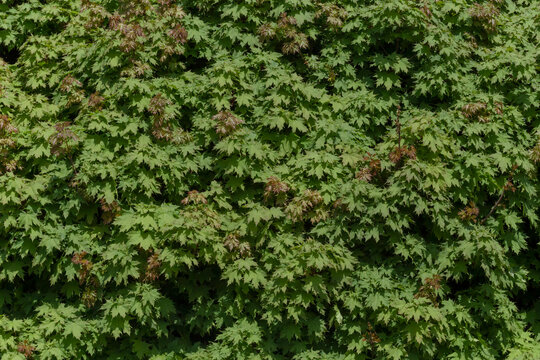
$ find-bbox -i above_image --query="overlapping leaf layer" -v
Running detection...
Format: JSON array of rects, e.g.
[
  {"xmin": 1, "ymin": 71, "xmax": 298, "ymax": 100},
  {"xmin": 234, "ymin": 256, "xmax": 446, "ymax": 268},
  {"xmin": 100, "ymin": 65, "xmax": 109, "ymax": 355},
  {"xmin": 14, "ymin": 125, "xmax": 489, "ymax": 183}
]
[{"xmin": 0, "ymin": 0, "xmax": 539, "ymax": 359}]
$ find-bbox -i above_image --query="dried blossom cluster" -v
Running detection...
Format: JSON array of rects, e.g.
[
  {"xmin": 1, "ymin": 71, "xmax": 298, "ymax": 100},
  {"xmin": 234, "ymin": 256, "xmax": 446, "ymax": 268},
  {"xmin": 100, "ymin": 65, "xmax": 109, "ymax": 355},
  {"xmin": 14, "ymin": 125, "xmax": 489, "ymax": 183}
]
[
  {"xmin": 362, "ymin": 322, "xmax": 381, "ymax": 346},
  {"xmin": 143, "ymin": 251, "xmax": 161, "ymax": 282},
  {"xmin": 259, "ymin": 12, "xmax": 309, "ymax": 55},
  {"xmin": 389, "ymin": 145, "xmax": 417, "ymax": 164},
  {"xmin": 458, "ymin": 201, "xmax": 479, "ymax": 223},
  {"xmin": 80, "ymin": 0, "xmax": 108, "ymax": 30},
  {"xmin": 100, "ymin": 199, "xmax": 121, "ymax": 224},
  {"xmin": 72, "ymin": 251, "xmax": 93, "ymax": 284},
  {"xmin": 81, "ymin": 278, "xmax": 99, "ymax": 308},
  {"xmin": 286, "ymin": 189, "xmax": 328, "ymax": 223},
  {"xmin": 119, "ymin": 0, "xmax": 151, "ymax": 18},
  {"xmin": 88, "ymin": 92, "xmax": 105, "ymax": 110},
  {"xmin": 530, "ymin": 139, "xmax": 540, "ymax": 164},
  {"xmin": 414, "ymin": 275, "xmax": 442, "ymax": 306},
  {"xmin": 355, "ymin": 153, "xmax": 381, "ymax": 182},
  {"xmin": 181, "ymin": 190, "xmax": 208, "ymax": 205},
  {"xmin": 224, "ymin": 233, "xmax": 251, "ymax": 258},
  {"xmin": 264, "ymin": 176, "xmax": 289, "ymax": 203},
  {"xmin": 469, "ymin": 2, "xmax": 500, "ymax": 32},
  {"xmin": 213, "ymin": 110, "xmax": 244, "ymax": 136},
  {"xmin": 315, "ymin": 3, "xmax": 348, "ymax": 29},
  {"xmin": 49, "ymin": 122, "xmax": 79, "ymax": 156},
  {"xmin": 462, "ymin": 102, "xmax": 489, "ymax": 123},
  {"xmin": 148, "ymin": 93, "xmax": 175, "ymax": 141},
  {"xmin": 419, "ymin": 1, "xmax": 432, "ymax": 18},
  {"xmin": 60, "ymin": 75, "xmax": 85, "ymax": 106},
  {"xmin": 17, "ymin": 340, "xmax": 35, "ymax": 359}
]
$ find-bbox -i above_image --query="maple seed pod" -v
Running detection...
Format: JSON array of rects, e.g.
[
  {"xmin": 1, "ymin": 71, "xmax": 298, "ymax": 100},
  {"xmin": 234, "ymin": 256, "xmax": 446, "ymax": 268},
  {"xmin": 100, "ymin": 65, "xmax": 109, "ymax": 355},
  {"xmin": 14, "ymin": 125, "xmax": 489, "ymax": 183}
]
[
  {"xmin": 143, "ymin": 251, "xmax": 162, "ymax": 282},
  {"xmin": 213, "ymin": 110, "xmax": 244, "ymax": 136},
  {"xmin": 182, "ymin": 190, "xmax": 208, "ymax": 205},
  {"xmin": 458, "ymin": 201, "xmax": 480, "ymax": 223},
  {"xmin": 264, "ymin": 176, "xmax": 289, "ymax": 201},
  {"xmin": 17, "ymin": 340, "xmax": 35, "ymax": 359}
]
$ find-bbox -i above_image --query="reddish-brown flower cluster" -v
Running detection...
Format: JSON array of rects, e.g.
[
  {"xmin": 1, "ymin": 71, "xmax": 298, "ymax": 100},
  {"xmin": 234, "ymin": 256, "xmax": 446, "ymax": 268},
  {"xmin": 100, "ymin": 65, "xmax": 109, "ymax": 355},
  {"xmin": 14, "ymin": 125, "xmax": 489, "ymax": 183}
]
[
  {"xmin": 213, "ymin": 110, "xmax": 244, "ymax": 136},
  {"xmin": 389, "ymin": 145, "xmax": 417, "ymax": 164},
  {"xmin": 148, "ymin": 93, "xmax": 175, "ymax": 141},
  {"xmin": 530, "ymin": 140, "xmax": 540, "ymax": 164},
  {"xmin": 181, "ymin": 190, "xmax": 208, "ymax": 205},
  {"xmin": 72, "ymin": 251, "xmax": 93, "ymax": 285},
  {"xmin": 420, "ymin": 2, "xmax": 432, "ymax": 18},
  {"xmin": 362, "ymin": 322, "xmax": 381, "ymax": 346},
  {"xmin": 81, "ymin": 278, "xmax": 99, "ymax": 308},
  {"xmin": 60, "ymin": 75, "xmax": 82, "ymax": 92},
  {"xmin": 60, "ymin": 75, "xmax": 85, "ymax": 106},
  {"xmin": 120, "ymin": 23, "xmax": 146, "ymax": 52},
  {"xmin": 143, "ymin": 251, "xmax": 161, "ymax": 282},
  {"xmin": 414, "ymin": 275, "xmax": 442, "ymax": 306},
  {"xmin": 160, "ymin": 23, "xmax": 188, "ymax": 61},
  {"xmin": 356, "ymin": 153, "xmax": 381, "ymax": 182},
  {"xmin": 469, "ymin": 2, "xmax": 500, "ymax": 32},
  {"xmin": 88, "ymin": 92, "xmax": 105, "ymax": 110},
  {"xmin": 224, "ymin": 233, "xmax": 251, "ymax": 258},
  {"xmin": 49, "ymin": 122, "xmax": 79, "ymax": 156},
  {"xmin": 286, "ymin": 189, "xmax": 328, "ymax": 223},
  {"xmin": 494, "ymin": 101, "xmax": 504, "ymax": 115},
  {"xmin": 168, "ymin": 24, "xmax": 188, "ymax": 44},
  {"xmin": 458, "ymin": 201, "xmax": 479, "ymax": 223},
  {"xmin": 264, "ymin": 176, "xmax": 289, "ymax": 202},
  {"xmin": 17, "ymin": 340, "xmax": 35, "ymax": 359},
  {"xmin": 100, "ymin": 199, "xmax": 121, "ymax": 224},
  {"xmin": 462, "ymin": 102, "xmax": 489, "ymax": 123},
  {"xmin": 315, "ymin": 3, "xmax": 348, "ymax": 29},
  {"xmin": 119, "ymin": 0, "xmax": 151, "ymax": 18},
  {"xmin": 259, "ymin": 12, "xmax": 309, "ymax": 55},
  {"xmin": 81, "ymin": 1, "xmax": 108, "ymax": 30},
  {"xmin": 0, "ymin": 115, "xmax": 18, "ymax": 137}
]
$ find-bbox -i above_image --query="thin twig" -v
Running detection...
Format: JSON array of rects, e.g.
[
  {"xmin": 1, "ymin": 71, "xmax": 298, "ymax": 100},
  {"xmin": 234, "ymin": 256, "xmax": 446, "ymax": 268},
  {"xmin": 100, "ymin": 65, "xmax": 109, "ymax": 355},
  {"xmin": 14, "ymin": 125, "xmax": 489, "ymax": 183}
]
[
  {"xmin": 396, "ymin": 104, "xmax": 402, "ymax": 152},
  {"xmin": 480, "ymin": 188, "xmax": 505, "ymax": 224}
]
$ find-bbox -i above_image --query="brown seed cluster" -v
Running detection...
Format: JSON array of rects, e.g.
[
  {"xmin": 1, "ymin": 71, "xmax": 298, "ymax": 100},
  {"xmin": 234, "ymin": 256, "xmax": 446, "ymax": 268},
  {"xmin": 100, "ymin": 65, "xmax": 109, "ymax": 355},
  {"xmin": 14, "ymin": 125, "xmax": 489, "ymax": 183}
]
[
  {"xmin": 264, "ymin": 176, "xmax": 290, "ymax": 203},
  {"xmin": 100, "ymin": 199, "xmax": 121, "ymax": 224},
  {"xmin": 49, "ymin": 122, "xmax": 79, "ymax": 157},
  {"xmin": 315, "ymin": 3, "xmax": 348, "ymax": 29},
  {"xmin": 224, "ymin": 233, "xmax": 251, "ymax": 258},
  {"xmin": 458, "ymin": 201, "xmax": 479, "ymax": 223},
  {"xmin": 81, "ymin": 0, "xmax": 108, "ymax": 30},
  {"xmin": 60, "ymin": 75, "xmax": 85, "ymax": 106},
  {"xmin": 286, "ymin": 189, "xmax": 328, "ymax": 223},
  {"xmin": 469, "ymin": 2, "xmax": 500, "ymax": 32},
  {"xmin": 259, "ymin": 12, "xmax": 309, "ymax": 55},
  {"xmin": 462, "ymin": 101, "xmax": 504, "ymax": 123},
  {"xmin": 72, "ymin": 251, "xmax": 93, "ymax": 285},
  {"xmin": 213, "ymin": 110, "xmax": 244, "ymax": 136},
  {"xmin": 17, "ymin": 340, "xmax": 35, "ymax": 359},
  {"xmin": 88, "ymin": 92, "xmax": 105, "ymax": 110},
  {"xmin": 181, "ymin": 190, "xmax": 208, "ymax": 205},
  {"xmin": 414, "ymin": 275, "xmax": 442, "ymax": 307},
  {"xmin": 530, "ymin": 139, "xmax": 540, "ymax": 164},
  {"xmin": 0, "ymin": 114, "xmax": 19, "ymax": 173},
  {"xmin": 461, "ymin": 102, "xmax": 489, "ymax": 123},
  {"xmin": 389, "ymin": 145, "xmax": 417, "ymax": 164},
  {"xmin": 143, "ymin": 251, "xmax": 161, "ymax": 282},
  {"xmin": 355, "ymin": 153, "xmax": 381, "ymax": 182},
  {"xmin": 362, "ymin": 322, "xmax": 381, "ymax": 346},
  {"xmin": 148, "ymin": 93, "xmax": 175, "ymax": 141},
  {"xmin": 71, "ymin": 251, "xmax": 99, "ymax": 307}
]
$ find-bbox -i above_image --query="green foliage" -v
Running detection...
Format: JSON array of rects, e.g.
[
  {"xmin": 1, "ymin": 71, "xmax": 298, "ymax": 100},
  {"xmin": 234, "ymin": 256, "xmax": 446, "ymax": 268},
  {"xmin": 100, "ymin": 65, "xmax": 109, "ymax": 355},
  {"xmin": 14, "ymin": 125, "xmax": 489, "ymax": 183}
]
[{"xmin": 1, "ymin": 0, "xmax": 539, "ymax": 358}]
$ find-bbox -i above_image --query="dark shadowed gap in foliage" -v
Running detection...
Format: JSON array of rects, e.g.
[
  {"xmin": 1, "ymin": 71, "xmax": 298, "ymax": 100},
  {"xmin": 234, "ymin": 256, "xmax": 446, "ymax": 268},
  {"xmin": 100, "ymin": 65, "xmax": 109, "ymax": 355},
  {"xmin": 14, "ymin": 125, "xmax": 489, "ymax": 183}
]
[{"xmin": 0, "ymin": 45, "xmax": 20, "ymax": 64}]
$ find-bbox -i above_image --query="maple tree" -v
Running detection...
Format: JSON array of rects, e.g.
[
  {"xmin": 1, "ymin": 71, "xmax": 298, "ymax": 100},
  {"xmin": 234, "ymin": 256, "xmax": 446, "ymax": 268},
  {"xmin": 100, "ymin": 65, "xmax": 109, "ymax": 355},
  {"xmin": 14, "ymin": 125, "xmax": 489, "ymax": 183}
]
[{"xmin": 0, "ymin": 0, "xmax": 539, "ymax": 359}]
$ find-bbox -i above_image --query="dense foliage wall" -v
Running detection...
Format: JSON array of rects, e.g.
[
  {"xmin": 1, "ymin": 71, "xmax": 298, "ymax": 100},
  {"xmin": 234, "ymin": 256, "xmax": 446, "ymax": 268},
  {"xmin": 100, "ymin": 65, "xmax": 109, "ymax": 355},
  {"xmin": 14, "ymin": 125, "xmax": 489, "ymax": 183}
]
[{"xmin": 0, "ymin": 0, "xmax": 539, "ymax": 359}]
